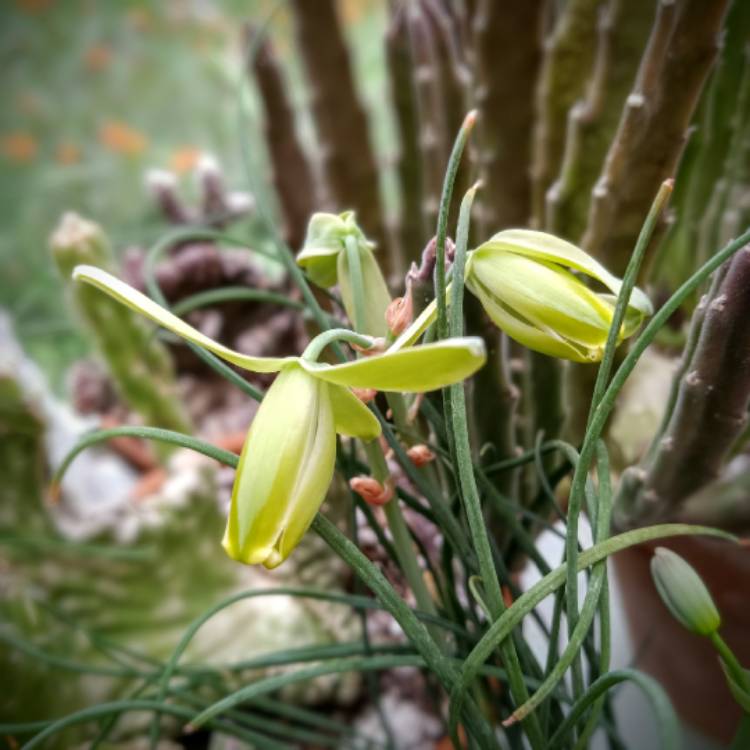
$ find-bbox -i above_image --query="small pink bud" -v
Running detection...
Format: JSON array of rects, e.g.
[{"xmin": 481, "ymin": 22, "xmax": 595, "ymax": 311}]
[
  {"xmin": 352, "ymin": 337, "xmax": 387, "ymax": 356},
  {"xmin": 406, "ymin": 444, "xmax": 435, "ymax": 467},
  {"xmin": 352, "ymin": 387, "xmax": 378, "ymax": 404},
  {"xmin": 385, "ymin": 283, "xmax": 414, "ymax": 336},
  {"xmin": 349, "ymin": 476, "xmax": 394, "ymax": 506}
]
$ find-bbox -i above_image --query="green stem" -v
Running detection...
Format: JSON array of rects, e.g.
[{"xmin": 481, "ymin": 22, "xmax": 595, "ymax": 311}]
[
  {"xmin": 302, "ymin": 328, "xmax": 375, "ymax": 361},
  {"xmin": 435, "ymin": 110, "xmax": 478, "ymax": 341},
  {"xmin": 710, "ymin": 632, "xmax": 749, "ymax": 691},
  {"xmin": 362, "ymin": 440, "xmax": 443, "ymax": 645},
  {"xmin": 18, "ymin": 699, "xmax": 288, "ymax": 750},
  {"xmin": 565, "ymin": 180, "xmax": 673, "ymax": 699},
  {"xmin": 51, "ymin": 426, "xmax": 239, "ymax": 490},
  {"xmin": 344, "ymin": 234, "xmax": 368, "ymax": 333},
  {"xmin": 505, "ymin": 442, "xmax": 613, "ymax": 731},
  {"xmin": 311, "ymin": 514, "xmax": 499, "ymax": 749},
  {"xmin": 449, "ymin": 523, "xmax": 735, "ymax": 732},
  {"xmin": 383, "ymin": 500, "xmax": 443, "ymax": 638},
  {"xmin": 447, "ymin": 184, "xmax": 545, "ymax": 748},
  {"xmin": 546, "ymin": 669, "xmax": 680, "ymax": 750},
  {"xmin": 344, "ymin": 229, "xmax": 442, "ymax": 636},
  {"xmin": 171, "ymin": 287, "xmax": 305, "ymax": 316}
]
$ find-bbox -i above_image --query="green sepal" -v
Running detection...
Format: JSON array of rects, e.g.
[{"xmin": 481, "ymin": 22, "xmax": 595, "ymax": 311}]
[
  {"xmin": 328, "ymin": 384, "xmax": 381, "ymax": 441},
  {"xmin": 296, "ymin": 211, "xmax": 374, "ymax": 288}
]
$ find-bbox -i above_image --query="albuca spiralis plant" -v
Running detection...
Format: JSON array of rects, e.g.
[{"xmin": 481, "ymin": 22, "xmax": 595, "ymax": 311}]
[{"xmin": 5, "ymin": 1, "xmax": 750, "ymax": 748}]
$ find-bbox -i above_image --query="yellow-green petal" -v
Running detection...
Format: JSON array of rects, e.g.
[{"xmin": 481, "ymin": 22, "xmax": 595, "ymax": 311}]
[
  {"xmin": 296, "ymin": 245, "xmax": 340, "ymax": 288},
  {"xmin": 300, "ymin": 338, "xmax": 486, "ymax": 392},
  {"xmin": 274, "ymin": 383, "xmax": 336, "ymax": 566},
  {"xmin": 468, "ymin": 252, "xmax": 613, "ymax": 347},
  {"xmin": 478, "ymin": 229, "xmax": 653, "ymax": 316},
  {"xmin": 296, "ymin": 210, "xmax": 373, "ymax": 288},
  {"xmin": 223, "ymin": 366, "xmax": 336, "ymax": 568},
  {"xmin": 73, "ymin": 265, "xmax": 293, "ymax": 373},
  {"xmin": 329, "ymin": 384, "xmax": 381, "ymax": 441},
  {"xmin": 468, "ymin": 279, "xmax": 599, "ymax": 363},
  {"xmin": 337, "ymin": 243, "xmax": 391, "ymax": 337}
]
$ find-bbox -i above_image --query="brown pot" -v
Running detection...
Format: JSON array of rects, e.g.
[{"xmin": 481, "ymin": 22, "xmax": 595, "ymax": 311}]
[{"xmin": 611, "ymin": 536, "xmax": 750, "ymax": 744}]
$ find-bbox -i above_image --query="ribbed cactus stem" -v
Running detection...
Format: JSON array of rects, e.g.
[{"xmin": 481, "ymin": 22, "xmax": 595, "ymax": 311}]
[
  {"xmin": 545, "ymin": 0, "xmax": 653, "ymax": 242},
  {"xmin": 290, "ymin": 0, "xmax": 389, "ymax": 273},
  {"xmin": 698, "ymin": 51, "xmax": 750, "ymax": 265},
  {"xmin": 405, "ymin": 2, "xmax": 448, "ymax": 236},
  {"xmin": 530, "ymin": 0, "xmax": 602, "ymax": 230},
  {"xmin": 472, "ymin": 0, "xmax": 543, "ymax": 234},
  {"xmin": 385, "ymin": 4, "xmax": 426, "ymax": 265},
  {"xmin": 421, "ymin": 0, "xmax": 472, "ymax": 231},
  {"xmin": 582, "ymin": 0, "xmax": 731, "ymax": 276},
  {"xmin": 247, "ymin": 25, "xmax": 318, "ymax": 250},
  {"xmin": 656, "ymin": 1, "xmax": 750, "ymax": 279},
  {"xmin": 616, "ymin": 244, "xmax": 750, "ymax": 527},
  {"xmin": 470, "ymin": 0, "xmax": 543, "ymax": 492},
  {"xmin": 51, "ymin": 213, "xmax": 192, "ymax": 447}
]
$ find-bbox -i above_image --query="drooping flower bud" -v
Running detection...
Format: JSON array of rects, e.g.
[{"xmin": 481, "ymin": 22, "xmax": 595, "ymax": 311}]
[
  {"xmin": 406, "ymin": 444, "xmax": 435, "ymax": 467},
  {"xmin": 223, "ymin": 366, "xmax": 336, "ymax": 568},
  {"xmin": 297, "ymin": 211, "xmax": 392, "ymax": 336},
  {"xmin": 650, "ymin": 547, "xmax": 721, "ymax": 636},
  {"xmin": 464, "ymin": 229, "xmax": 652, "ymax": 363},
  {"xmin": 350, "ymin": 476, "xmax": 394, "ymax": 506}
]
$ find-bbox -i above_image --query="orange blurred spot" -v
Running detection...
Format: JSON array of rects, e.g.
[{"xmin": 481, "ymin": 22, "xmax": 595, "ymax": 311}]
[
  {"xmin": 169, "ymin": 146, "xmax": 202, "ymax": 174},
  {"xmin": 214, "ymin": 431, "xmax": 247, "ymax": 456},
  {"xmin": 99, "ymin": 120, "xmax": 148, "ymax": 156},
  {"xmin": 502, "ymin": 585, "xmax": 514, "ymax": 609},
  {"xmin": 14, "ymin": 0, "xmax": 54, "ymax": 13},
  {"xmin": 340, "ymin": 0, "xmax": 366, "ymax": 24},
  {"xmin": 436, "ymin": 725, "xmax": 468, "ymax": 750},
  {"xmin": 131, "ymin": 468, "xmax": 168, "ymax": 501},
  {"xmin": 126, "ymin": 7, "xmax": 153, "ymax": 31},
  {"xmin": 1, "ymin": 131, "xmax": 38, "ymax": 163},
  {"xmin": 84, "ymin": 44, "xmax": 113, "ymax": 72},
  {"xmin": 55, "ymin": 141, "xmax": 81, "ymax": 165}
]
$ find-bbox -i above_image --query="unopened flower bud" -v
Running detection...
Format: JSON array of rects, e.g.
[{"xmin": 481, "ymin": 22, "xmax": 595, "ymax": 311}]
[
  {"xmin": 297, "ymin": 211, "xmax": 392, "ymax": 336},
  {"xmin": 465, "ymin": 229, "xmax": 653, "ymax": 362},
  {"xmin": 350, "ymin": 476, "xmax": 394, "ymax": 506},
  {"xmin": 406, "ymin": 444, "xmax": 435, "ymax": 467},
  {"xmin": 650, "ymin": 547, "xmax": 721, "ymax": 636}
]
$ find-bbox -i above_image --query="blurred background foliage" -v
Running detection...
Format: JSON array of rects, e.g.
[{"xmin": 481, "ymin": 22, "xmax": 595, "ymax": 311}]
[{"xmin": 0, "ymin": 0, "xmax": 391, "ymax": 385}]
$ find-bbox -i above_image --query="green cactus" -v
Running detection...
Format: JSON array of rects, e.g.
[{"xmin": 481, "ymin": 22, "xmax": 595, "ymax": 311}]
[{"xmin": 50, "ymin": 213, "xmax": 192, "ymax": 447}]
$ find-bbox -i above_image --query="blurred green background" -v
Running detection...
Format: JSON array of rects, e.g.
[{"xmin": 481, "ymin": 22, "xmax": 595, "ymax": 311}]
[{"xmin": 0, "ymin": 0, "xmax": 390, "ymax": 386}]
